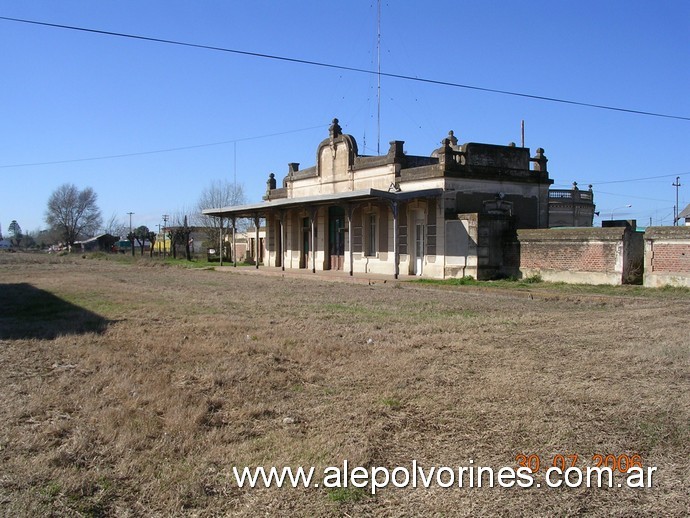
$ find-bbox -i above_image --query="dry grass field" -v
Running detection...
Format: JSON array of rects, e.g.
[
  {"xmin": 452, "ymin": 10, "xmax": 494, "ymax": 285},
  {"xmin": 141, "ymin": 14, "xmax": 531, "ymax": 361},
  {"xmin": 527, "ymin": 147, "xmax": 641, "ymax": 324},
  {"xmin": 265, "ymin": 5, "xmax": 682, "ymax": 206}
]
[{"xmin": 0, "ymin": 252, "xmax": 688, "ymax": 517}]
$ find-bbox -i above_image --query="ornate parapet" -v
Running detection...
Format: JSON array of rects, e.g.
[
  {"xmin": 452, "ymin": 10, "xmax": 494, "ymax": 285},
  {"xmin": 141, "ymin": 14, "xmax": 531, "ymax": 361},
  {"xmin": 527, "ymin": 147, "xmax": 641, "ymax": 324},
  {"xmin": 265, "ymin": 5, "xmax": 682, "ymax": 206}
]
[{"xmin": 548, "ymin": 183, "xmax": 596, "ymax": 227}]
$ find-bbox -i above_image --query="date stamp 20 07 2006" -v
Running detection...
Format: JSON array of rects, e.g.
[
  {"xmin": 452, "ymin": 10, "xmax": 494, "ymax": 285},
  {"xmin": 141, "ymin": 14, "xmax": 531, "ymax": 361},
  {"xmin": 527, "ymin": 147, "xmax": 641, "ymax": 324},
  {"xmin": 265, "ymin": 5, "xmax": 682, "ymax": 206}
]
[{"xmin": 515, "ymin": 453, "xmax": 643, "ymax": 474}]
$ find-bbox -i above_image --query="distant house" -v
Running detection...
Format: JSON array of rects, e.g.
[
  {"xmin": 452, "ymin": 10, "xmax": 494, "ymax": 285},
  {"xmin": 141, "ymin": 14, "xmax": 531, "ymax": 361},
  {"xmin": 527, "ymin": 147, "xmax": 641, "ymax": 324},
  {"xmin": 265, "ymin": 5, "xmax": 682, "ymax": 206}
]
[
  {"xmin": 0, "ymin": 238, "xmax": 13, "ymax": 250},
  {"xmin": 245, "ymin": 227, "xmax": 265, "ymax": 264},
  {"xmin": 207, "ymin": 230, "xmax": 249, "ymax": 263},
  {"xmin": 113, "ymin": 240, "xmax": 132, "ymax": 253},
  {"xmin": 163, "ymin": 226, "xmax": 211, "ymax": 258},
  {"xmin": 678, "ymin": 204, "xmax": 690, "ymax": 226},
  {"xmin": 154, "ymin": 233, "xmax": 170, "ymax": 255},
  {"xmin": 74, "ymin": 234, "xmax": 118, "ymax": 252}
]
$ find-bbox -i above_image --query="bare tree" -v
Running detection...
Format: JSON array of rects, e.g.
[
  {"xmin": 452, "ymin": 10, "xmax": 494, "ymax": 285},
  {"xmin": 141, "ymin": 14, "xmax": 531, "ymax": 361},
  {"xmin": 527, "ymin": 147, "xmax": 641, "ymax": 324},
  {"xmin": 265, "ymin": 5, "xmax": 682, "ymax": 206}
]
[
  {"xmin": 45, "ymin": 184, "xmax": 102, "ymax": 246},
  {"xmin": 195, "ymin": 180, "xmax": 248, "ymax": 258},
  {"xmin": 103, "ymin": 212, "xmax": 128, "ymax": 239},
  {"xmin": 31, "ymin": 227, "xmax": 60, "ymax": 249},
  {"xmin": 127, "ymin": 231, "xmax": 136, "ymax": 256},
  {"xmin": 134, "ymin": 225, "xmax": 150, "ymax": 256},
  {"xmin": 182, "ymin": 215, "xmax": 192, "ymax": 261},
  {"xmin": 147, "ymin": 230, "xmax": 157, "ymax": 257},
  {"xmin": 164, "ymin": 209, "xmax": 194, "ymax": 260}
]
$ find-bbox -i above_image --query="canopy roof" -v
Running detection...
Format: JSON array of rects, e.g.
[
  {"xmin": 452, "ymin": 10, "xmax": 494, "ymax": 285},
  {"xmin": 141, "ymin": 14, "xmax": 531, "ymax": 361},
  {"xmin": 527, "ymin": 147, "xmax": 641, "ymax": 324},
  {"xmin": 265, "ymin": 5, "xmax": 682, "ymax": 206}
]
[{"xmin": 202, "ymin": 188, "xmax": 444, "ymax": 218}]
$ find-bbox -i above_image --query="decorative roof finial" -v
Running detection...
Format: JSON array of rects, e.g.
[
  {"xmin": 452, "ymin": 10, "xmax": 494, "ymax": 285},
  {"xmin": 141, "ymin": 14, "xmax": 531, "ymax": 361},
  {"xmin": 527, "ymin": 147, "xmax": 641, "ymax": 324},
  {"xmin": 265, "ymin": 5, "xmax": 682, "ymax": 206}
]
[{"xmin": 329, "ymin": 118, "xmax": 342, "ymax": 139}]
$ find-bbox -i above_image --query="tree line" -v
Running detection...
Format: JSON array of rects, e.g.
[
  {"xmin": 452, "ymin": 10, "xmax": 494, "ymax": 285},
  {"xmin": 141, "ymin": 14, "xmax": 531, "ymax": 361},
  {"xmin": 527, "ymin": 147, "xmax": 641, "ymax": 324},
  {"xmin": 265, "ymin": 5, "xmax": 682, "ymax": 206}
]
[{"xmin": 3, "ymin": 180, "xmax": 247, "ymax": 259}]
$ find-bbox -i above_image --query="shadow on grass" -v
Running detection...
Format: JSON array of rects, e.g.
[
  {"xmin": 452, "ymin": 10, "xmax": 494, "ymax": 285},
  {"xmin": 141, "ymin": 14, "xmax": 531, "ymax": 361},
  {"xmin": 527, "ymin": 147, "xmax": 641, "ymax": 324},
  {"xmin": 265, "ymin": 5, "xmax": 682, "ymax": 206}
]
[{"xmin": 0, "ymin": 283, "xmax": 111, "ymax": 339}]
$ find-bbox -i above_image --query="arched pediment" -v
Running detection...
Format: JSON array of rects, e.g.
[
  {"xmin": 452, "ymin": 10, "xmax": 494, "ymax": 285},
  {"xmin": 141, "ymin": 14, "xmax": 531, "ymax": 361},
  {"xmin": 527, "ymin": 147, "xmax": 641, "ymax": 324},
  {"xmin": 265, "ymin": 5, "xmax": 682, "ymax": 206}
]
[{"xmin": 316, "ymin": 120, "xmax": 359, "ymax": 179}]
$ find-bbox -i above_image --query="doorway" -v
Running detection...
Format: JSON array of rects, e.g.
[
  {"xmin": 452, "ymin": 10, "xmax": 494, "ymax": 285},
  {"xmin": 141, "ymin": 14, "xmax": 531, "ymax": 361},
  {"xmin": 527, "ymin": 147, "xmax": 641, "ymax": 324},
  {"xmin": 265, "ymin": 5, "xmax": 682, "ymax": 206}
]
[
  {"xmin": 300, "ymin": 216, "xmax": 310, "ymax": 269},
  {"xmin": 328, "ymin": 206, "xmax": 345, "ymax": 270},
  {"xmin": 413, "ymin": 217, "xmax": 424, "ymax": 276},
  {"xmin": 275, "ymin": 218, "xmax": 282, "ymax": 268}
]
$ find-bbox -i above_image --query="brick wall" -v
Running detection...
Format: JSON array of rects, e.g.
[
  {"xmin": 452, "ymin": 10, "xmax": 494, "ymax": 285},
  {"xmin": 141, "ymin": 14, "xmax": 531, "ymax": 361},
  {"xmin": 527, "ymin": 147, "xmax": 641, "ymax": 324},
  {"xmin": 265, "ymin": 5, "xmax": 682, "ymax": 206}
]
[
  {"xmin": 513, "ymin": 227, "xmax": 640, "ymax": 285},
  {"xmin": 519, "ymin": 240, "xmax": 618, "ymax": 271},
  {"xmin": 648, "ymin": 243, "xmax": 690, "ymax": 273},
  {"xmin": 644, "ymin": 227, "xmax": 690, "ymax": 287}
]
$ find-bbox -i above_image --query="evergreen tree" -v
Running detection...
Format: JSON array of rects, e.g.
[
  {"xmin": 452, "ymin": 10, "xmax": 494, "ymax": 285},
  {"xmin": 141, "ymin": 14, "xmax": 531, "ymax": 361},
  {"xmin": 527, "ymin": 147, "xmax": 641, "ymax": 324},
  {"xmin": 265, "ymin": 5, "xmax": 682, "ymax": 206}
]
[{"xmin": 8, "ymin": 220, "xmax": 23, "ymax": 247}]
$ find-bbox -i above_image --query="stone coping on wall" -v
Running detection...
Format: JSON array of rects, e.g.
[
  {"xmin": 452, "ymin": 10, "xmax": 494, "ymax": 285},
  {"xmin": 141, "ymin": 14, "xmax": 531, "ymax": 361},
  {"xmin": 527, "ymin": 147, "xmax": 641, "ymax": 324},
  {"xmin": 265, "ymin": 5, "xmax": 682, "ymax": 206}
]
[
  {"xmin": 516, "ymin": 227, "xmax": 629, "ymax": 242},
  {"xmin": 644, "ymin": 226, "xmax": 690, "ymax": 240}
]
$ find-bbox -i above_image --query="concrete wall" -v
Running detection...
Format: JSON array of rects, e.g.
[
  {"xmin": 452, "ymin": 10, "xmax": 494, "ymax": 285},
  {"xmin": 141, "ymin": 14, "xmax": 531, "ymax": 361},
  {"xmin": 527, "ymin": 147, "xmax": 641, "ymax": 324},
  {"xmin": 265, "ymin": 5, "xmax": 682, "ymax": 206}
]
[
  {"xmin": 514, "ymin": 227, "xmax": 642, "ymax": 285},
  {"xmin": 644, "ymin": 227, "xmax": 690, "ymax": 287},
  {"xmin": 444, "ymin": 214, "xmax": 478, "ymax": 279},
  {"xmin": 444, "ymin": 212, "xmax": 514, "ymax": 280}
]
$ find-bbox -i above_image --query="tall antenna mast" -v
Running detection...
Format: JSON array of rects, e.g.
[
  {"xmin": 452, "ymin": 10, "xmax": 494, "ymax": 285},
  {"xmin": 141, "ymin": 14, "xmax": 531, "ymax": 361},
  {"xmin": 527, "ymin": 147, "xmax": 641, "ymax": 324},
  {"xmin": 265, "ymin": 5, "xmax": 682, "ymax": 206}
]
[{"xmin": 377, "ymin": 0, "xmax": 381, "ymax": 155}]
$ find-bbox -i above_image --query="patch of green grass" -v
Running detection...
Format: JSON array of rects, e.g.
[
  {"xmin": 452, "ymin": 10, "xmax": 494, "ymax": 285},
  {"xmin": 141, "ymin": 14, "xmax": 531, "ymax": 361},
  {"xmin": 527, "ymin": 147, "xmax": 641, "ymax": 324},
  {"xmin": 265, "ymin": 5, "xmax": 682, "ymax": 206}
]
[
  {"xmin": 53, "ymin": 290, "xmax": 128, "ymax": 316},
  {"xmin": 101, "ymin": 254, "xmax": 225, "ymax": 268},
  {"xmin": 436, "ymin": 309, "xmax": 478, "ymax": 319},
  {"xmin": 521, "ymin": 273, "xmax": 543, "ymax": 284},
  {"xmin": 96, "ymin": 476, "xmax": 113, "ymax": 492},
  {"xmin": 42, "ymin": 481, "xmax": 62, "ymax": 499},
  {"xmin": 637, "ymin": 410, "xmax": 690, "ymax": 451},
  {"xmin": 104, "ymin": 253, "xmax": 137, "ymax": 264},
  {"xmin": 282, "ymin": 338, "xmax": 301, "ymax": 349},
  {"xmin": 163, "ymin": 257, "xmax": 255, "ymax": 268},
  {"xmin": 411, "ymin": 277, "xmax": 690, "ymax": 298},
  {"xmin": 381, "ymin": 397, "xmax": 402, "ymax": 410},
  {"xmin": 86, "ymin": 251, "xmax": 109, "ymax": 260},
  {"xmin": 658, "ymin": 284, "xmax": 690, "ymax": 295},
  {"xmin": 416, "ymin": 275, "xmax": 478, "ymax": 286},
  {"xmin": 163, "ymin": 257, "xmax": 217, "ymax": 269},
  {"xmin": 327, "ymin": 487, "xmax": 369, "ymax": 503}
]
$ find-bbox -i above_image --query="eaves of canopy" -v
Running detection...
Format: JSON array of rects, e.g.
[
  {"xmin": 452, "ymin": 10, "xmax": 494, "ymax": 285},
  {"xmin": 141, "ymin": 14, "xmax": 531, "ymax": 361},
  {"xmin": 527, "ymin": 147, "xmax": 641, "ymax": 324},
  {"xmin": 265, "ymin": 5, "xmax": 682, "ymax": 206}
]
[{"xmin": 201, "ymin": 188, "xmax": 444, "ymax": 219}]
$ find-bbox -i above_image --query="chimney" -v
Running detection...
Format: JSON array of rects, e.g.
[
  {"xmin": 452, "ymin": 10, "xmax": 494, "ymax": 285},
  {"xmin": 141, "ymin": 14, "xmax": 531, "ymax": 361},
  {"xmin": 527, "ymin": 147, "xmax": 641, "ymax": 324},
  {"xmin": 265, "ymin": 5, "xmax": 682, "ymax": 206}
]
[{"xmin": 387, "ymin": 140, "xmax": 405, "ymax": 159}]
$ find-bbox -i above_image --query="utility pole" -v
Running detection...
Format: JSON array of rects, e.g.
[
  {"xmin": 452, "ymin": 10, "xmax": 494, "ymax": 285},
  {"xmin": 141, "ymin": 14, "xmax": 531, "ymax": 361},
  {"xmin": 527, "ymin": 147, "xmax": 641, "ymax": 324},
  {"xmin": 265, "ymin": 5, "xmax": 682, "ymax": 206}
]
[
  {"xmin": 157, "ymin": 223, "xmax": 161, "ymax": 256},
  {"xmin": 672, "ymin": 176, "xmax": 681, "ymax": 226},
  {"xmin": 127, "ymin": 212, "xmax": 135, "ymax": 257},
  {"xmin": 162, "ymin": 214, "xmax": 169, "ymax": 259}
]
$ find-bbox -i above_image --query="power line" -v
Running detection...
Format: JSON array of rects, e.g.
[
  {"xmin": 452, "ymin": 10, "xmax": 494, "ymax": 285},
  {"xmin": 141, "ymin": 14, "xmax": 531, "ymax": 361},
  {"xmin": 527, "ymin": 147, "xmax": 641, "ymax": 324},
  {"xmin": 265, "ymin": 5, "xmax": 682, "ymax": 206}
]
[
  {"xmin": 587, "ymin": 171, "xmax": 690, "ymax": 186},
  {"xmin": 593, "ymin": 190, "xmax": 671, "ymax": 203},
  {"xmin": 2, "ymin": 15, "xmax": 690, "ymax": 122},
  {"xmin": 0, "ymin": 124, "xmax": 325, "ymax": 169}
]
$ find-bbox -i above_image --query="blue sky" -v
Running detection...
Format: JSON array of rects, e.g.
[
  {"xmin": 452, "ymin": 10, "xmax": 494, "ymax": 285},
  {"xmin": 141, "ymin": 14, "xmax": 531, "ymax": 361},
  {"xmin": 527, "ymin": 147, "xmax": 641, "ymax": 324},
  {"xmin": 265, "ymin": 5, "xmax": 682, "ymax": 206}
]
[{"xmin": 1, "ymin": 1, "xmax": 689, "ymax": 234}]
